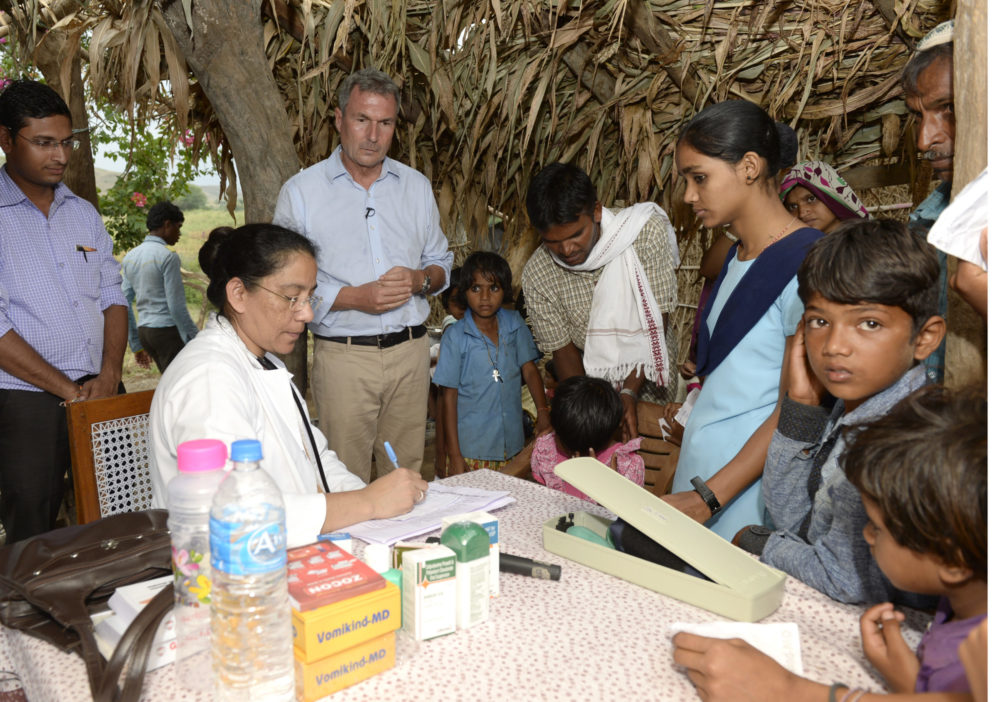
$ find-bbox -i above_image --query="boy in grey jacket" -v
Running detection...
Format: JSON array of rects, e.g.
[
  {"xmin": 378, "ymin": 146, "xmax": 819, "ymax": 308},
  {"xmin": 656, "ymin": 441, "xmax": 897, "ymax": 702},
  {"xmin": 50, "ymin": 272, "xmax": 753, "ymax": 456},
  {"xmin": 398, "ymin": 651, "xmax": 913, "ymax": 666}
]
[{"xmin": 734, "ymin": 220, "xmax": 945, "ymax": 604}]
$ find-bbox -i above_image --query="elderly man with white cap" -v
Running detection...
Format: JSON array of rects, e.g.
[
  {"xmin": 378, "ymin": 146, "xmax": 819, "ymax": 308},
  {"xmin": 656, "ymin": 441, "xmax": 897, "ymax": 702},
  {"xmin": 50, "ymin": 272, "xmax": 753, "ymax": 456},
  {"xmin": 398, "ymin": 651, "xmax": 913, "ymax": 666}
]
[{"xmin": 901, "ymin": 20, "xmax": 955, "ymax": 384}]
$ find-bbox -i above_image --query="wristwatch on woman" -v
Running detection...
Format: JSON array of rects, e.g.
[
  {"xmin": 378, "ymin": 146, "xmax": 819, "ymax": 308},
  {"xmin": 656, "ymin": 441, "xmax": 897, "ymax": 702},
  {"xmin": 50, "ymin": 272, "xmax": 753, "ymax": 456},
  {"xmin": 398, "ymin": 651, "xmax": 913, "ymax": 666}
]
[{"xmin": 690, "ymin": 476, "xmax": 722, "ymax": 516}]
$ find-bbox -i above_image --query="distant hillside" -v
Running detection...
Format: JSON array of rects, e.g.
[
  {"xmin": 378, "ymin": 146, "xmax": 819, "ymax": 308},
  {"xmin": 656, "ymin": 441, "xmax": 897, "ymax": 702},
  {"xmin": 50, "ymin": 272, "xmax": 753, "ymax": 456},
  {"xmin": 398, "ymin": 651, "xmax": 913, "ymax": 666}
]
[
  {"xmin": 0, "ymin": 160, "xmax": 230, "ymax": 208},
  {"xmin": 96, "ymin": 166, "xmax": 220, "ymax": 203}
]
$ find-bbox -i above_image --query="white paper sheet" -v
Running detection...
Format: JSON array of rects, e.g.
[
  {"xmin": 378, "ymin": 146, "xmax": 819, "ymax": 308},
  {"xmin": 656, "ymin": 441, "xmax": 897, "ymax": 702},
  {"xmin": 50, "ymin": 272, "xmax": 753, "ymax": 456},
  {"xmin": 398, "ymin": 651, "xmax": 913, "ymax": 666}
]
[
  {"xmin": 336, "ymin": 482, "xmax": 515, "ymax": 545},
  {"xmin": 667, "ymin": 621, "xmax": 803, "ymax": 675},
  {"xmin": 927, "ymin": 167, "xmax": 988, "ymax": 270}
]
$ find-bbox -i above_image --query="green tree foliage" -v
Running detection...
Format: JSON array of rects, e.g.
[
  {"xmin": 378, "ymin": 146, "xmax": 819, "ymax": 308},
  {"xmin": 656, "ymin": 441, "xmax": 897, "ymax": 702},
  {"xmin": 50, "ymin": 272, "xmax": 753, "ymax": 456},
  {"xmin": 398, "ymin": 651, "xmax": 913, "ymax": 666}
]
[{"xmin": 92, "ymin": 103, "xmax": 210, "ymax": 252}]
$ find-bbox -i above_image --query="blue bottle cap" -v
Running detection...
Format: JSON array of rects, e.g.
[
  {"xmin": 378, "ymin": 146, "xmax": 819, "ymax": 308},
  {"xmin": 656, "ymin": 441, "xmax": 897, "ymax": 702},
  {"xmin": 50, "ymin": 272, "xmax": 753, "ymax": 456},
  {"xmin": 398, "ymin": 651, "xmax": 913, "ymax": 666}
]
[{"xmin": 230, "ymin": 439, "xmax": 262, "ymax": 462}]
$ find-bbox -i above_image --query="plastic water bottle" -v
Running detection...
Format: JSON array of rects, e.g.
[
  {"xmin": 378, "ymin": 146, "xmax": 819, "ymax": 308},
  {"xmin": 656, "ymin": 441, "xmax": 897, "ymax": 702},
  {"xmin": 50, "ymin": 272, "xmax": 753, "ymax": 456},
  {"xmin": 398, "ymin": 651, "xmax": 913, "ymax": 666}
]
[
  {"xmin": 209, "ymin": 439, "xmax": 294, "ymax": 702},
  {"xmin": 167, "ymin": 438, "xmax": 228, "ymax": 693}
]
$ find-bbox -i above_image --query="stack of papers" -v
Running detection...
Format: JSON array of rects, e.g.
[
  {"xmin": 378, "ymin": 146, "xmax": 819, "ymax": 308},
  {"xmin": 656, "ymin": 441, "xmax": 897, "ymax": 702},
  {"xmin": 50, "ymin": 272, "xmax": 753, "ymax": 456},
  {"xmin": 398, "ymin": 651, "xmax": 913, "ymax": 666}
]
[{"xmin": 341, "ymin": 483, "xmax": 514, "ymax": 545}]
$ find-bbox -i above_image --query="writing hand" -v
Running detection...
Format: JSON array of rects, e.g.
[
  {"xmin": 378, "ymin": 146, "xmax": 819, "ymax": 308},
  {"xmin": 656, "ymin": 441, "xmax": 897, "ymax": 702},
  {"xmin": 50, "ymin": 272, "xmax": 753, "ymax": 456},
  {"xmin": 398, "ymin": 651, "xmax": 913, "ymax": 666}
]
[{"xmin": 364, "ymin": 467, "xmax": 428, "ymax": 519}]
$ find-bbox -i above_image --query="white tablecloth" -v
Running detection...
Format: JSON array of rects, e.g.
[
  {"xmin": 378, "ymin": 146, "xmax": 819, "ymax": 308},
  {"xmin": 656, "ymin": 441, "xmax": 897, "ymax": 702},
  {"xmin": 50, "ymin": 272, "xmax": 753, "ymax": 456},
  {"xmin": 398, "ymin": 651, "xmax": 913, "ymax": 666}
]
[{"xmin": 0, "ymin": 470, "xmax": 927, "ymax": 701}]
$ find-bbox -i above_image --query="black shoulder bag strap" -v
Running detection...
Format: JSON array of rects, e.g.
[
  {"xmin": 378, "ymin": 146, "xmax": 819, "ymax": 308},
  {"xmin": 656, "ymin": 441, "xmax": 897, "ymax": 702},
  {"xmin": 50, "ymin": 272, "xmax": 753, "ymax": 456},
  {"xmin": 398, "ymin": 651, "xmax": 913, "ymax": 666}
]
[{"xmin": 95, "ymin": 585, "xmax": 174, "ymax": 702}]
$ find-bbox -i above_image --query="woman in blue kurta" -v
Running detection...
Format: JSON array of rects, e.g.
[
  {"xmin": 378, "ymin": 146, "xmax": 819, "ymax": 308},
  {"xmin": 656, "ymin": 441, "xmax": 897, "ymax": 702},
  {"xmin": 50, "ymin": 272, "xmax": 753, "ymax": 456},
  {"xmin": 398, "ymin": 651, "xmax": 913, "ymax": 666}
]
[
  {"xmin": 664, "ymin": 101, "xmax": 823, "ymax": 539},
  {"xmin": 434, "ymin": 252, "xmax": 549, "ymax": 473}
]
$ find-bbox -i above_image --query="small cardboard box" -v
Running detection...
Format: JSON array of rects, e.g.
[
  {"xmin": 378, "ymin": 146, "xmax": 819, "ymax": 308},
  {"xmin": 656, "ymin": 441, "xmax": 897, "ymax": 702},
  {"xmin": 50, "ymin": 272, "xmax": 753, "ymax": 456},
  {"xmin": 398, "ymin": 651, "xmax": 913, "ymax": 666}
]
[
  {"xmin": 292, "ymin": 582, "xmax": 400, "ymax": 662},
  {"xmin": 294, "ymin": 631, "xmax": 395, "ymax": 701},
  {"xmin": 440, "ymin": 510, "xmax": 500, "ymax": 597},
  {"xmin": 401, "ymin": 545, "xmax": 456, "ymax": 640},
  {"xmin": 543, "ymin": 457, "xmax": 786, "ymax": 622}
]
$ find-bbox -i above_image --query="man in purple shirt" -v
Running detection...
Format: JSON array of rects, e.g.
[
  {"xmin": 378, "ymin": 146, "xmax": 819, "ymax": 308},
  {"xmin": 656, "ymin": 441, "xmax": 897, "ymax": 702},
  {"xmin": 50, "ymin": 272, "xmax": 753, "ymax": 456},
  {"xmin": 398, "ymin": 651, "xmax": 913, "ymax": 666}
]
[{"xmin": 0, "ymin": 80, "xmax": 128, "ymax": 542}]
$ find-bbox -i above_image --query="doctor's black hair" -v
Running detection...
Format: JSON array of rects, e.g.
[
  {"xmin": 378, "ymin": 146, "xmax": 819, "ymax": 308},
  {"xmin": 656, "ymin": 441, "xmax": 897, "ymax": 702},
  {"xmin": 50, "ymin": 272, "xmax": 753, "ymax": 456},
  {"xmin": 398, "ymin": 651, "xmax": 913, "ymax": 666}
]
[
  {"xmin": 0, "ymin": 79, "xmax": 71, "ymax": 136},
  {"xmin": 202, "ymin": 223, "xmax": 316, "ymax": 313}
]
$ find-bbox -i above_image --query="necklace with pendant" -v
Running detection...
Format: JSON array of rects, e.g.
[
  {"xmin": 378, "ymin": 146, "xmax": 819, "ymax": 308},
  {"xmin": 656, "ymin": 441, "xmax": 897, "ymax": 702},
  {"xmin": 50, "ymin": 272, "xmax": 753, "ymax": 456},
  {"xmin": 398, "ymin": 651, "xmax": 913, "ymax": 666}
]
[{"xmin": 482, "ymin": 331, "xmax": 502, "ymax": 383}]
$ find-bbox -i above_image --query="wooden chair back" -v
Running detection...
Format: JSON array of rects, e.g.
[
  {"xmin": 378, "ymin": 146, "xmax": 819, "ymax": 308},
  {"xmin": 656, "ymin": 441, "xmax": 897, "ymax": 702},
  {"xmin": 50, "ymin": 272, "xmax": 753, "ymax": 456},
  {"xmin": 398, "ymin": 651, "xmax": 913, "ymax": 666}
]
[
  {"xmin": 65, "ymin": 390, "xmax": 156, "ymax": 524},
  {"xmin": 636, "ymin": 401, "xmax": 680, "ymax": 496}
]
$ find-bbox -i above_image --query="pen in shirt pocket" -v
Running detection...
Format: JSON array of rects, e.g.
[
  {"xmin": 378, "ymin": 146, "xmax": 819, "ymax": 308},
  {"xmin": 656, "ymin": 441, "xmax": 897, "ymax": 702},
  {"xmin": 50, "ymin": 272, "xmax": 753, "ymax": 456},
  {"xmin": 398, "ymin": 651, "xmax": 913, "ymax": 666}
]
[{"xmin": 76, "ymin": 244, "xmax": 96, "ymax": 262}]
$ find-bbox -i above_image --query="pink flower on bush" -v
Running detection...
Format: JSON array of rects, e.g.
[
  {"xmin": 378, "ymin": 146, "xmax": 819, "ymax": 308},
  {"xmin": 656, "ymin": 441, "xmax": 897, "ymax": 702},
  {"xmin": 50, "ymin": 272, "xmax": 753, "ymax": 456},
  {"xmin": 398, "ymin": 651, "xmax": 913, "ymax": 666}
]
[
  {"xmin": 180, "ymin": 130, "xmax": 195, "ymax": 148},
  {"xmin": 0, "ymin": 79, "xmax": 10, "ymax": 91},
  {"xmin": 0, "ymin": 37, "xmax": 7, "ymax": 44},
  {"xmin": 130, "ymin": 192, "xmax": 147, "ymax": 208}
]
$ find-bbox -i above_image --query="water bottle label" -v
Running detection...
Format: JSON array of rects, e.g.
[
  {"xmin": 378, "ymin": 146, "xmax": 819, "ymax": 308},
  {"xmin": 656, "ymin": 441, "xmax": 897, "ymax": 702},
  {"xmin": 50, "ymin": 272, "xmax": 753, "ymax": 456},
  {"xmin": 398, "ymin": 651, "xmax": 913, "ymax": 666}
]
[
  {"xmin": 210, "ymin": 511, "xmax": 286, "ymax": 575},
  {"xmin": 172, "ymin": 546, "xmax": 212, "ymax": 603}
]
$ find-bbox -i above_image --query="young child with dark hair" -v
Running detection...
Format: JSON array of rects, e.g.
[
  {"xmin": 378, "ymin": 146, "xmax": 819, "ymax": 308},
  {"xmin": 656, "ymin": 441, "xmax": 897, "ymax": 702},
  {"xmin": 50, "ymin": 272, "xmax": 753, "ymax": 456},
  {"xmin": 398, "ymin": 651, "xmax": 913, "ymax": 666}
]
[
  {"xmin": 846, "ymin": 385, "xmax": 986, "ymax": 695},
  {"xmin": 434, "ymin": 252, "xmax": 549, "ymax": 473},
  {"xmin": 674, "ymin": 385, "xmax": 986, "ymax": 700},
  {"xmin": 531, "ymin": 375, "xmax": 644, "ymax": 502},
  {"xmin": 439, "ymin": 266, "xmax": 466, "ymax": 330},
  {"xmin": 734, "ymin": 219, "xmax": 946, "ymax": 605}
]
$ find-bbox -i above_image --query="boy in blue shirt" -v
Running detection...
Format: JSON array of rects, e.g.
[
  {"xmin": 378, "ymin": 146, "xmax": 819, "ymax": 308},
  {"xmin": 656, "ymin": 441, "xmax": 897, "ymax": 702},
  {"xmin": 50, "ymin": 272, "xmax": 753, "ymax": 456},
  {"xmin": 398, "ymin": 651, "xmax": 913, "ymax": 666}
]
[{"xmin": 734, "ymin": 219, "xmax": 945, "ymax": 604}]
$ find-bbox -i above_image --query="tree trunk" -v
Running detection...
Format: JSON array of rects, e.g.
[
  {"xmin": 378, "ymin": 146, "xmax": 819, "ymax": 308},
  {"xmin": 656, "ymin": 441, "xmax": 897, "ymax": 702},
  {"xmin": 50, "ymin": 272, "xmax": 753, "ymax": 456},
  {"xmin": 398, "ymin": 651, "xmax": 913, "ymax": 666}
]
[
  {"xmin": 159, "ymin": 0, "xmax": 307, "ymax": 388},
  {"xmin": 33, "ymin": 32, "xmax": 99, "ymax": 208},
  {"xmin": 943, "ymin": 0, "xmax": 986, "ymax": 389}
]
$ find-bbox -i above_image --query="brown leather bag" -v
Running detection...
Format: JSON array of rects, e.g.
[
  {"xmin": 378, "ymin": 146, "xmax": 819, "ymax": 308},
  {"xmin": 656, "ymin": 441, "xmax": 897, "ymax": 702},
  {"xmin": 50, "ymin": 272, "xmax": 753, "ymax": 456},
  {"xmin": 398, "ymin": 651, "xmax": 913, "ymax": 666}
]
[{"xmin": 0, "ymin": 510, "xmax": 173, "ymax": 702}]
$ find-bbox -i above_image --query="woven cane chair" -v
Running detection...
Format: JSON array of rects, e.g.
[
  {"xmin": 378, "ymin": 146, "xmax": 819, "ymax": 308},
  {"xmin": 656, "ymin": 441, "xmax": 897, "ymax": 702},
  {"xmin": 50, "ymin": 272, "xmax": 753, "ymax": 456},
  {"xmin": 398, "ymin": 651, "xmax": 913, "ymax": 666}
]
[{"xmin": 65, "ymin": 390, "xmax": 156, "ymax": 524}]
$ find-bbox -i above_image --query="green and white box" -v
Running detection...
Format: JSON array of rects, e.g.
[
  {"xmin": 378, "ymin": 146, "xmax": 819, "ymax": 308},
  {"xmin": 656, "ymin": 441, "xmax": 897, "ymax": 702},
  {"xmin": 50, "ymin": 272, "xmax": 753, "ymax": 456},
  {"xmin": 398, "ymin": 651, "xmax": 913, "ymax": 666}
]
[
  {"xmin": 440, "ymin": 511, "xmax": 500, "ymax": 597},
  {"xmin": 401, "ymin": 545, "xmax": 457, "ymax": 640}
]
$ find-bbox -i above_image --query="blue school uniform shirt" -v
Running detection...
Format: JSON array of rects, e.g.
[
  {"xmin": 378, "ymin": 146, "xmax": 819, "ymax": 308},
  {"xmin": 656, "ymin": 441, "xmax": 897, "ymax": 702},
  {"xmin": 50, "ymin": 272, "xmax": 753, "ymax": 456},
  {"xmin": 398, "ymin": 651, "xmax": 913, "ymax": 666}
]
[
  {"xmin": 433, "ymin": 308, "xmax": 540, "ymax": 461},
  {"xmin": 673, "ymin": 256, "xmax": 805, "ymax": 541}
]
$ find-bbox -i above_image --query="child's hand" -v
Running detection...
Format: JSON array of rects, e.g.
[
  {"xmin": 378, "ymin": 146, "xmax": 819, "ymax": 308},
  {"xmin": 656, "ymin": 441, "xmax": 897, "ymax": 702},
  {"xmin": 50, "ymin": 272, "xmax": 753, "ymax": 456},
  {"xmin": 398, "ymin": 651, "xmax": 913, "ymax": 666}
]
[
  {"xmin": 859, "ymin": 602, "xmax": 919, "ymax": 693},
  {"xmin": 786, "ymin": 322, "xmax": 825, "ymax": 406},
  {"xmin": 533, "ymin": 409, "xmax": 552, "ymax": 436}
]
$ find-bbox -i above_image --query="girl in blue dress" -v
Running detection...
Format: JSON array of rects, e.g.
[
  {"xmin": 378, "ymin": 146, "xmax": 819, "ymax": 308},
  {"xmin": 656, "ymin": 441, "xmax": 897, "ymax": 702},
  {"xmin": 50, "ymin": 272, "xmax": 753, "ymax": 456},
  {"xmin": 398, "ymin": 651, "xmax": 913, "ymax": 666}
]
[
  {"xmin": 434, "ymin": 252, "xmax": 550, "ymax": 474},
  {"xmin": 664, "ymin": 101, "xmax": 823, "ymax": 539}
]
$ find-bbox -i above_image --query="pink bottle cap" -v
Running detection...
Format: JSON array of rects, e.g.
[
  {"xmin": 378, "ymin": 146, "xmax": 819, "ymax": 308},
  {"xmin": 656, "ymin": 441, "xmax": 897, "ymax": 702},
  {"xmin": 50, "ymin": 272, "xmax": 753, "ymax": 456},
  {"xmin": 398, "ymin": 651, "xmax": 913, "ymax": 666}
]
[{"xmin": 177, "ymin": 439, "xmax": 227, "ymax": 473}]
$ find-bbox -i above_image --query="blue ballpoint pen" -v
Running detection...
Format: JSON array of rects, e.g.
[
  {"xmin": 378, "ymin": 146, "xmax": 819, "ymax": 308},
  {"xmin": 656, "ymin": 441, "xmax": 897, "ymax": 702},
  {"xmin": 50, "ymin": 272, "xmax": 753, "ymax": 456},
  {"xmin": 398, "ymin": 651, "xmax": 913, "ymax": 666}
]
[{"xmin": 384, "ymin": 441, "xmax": 400, "ymax": 469}]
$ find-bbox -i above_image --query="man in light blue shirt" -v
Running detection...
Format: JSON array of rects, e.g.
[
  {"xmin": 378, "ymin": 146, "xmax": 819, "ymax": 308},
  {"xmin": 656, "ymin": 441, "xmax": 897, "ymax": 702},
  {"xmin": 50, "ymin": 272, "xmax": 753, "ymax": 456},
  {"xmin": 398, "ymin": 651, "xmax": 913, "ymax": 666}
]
[
  {"xmin": 121, "ymin": 201, "xmax": 200, "ymax": 372},
  {"xmin": 274, "ymin": 68, "xmax": 453, "ymax": 483},
  {"xmin": 0, "ymin": 80, "xmax": 127, "ymax": 541}
]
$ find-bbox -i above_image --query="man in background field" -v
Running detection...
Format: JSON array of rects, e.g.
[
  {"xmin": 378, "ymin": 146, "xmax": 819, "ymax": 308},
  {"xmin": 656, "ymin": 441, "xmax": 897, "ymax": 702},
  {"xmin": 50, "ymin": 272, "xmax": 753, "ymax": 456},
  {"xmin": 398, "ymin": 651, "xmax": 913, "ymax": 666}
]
[
  {"xmin": 0, "ymin": 80, "xmax": 127, "ymax": 541},
  {"xmin": 121, "ymin": 200, "xmax": 200, "ymax": 372}
]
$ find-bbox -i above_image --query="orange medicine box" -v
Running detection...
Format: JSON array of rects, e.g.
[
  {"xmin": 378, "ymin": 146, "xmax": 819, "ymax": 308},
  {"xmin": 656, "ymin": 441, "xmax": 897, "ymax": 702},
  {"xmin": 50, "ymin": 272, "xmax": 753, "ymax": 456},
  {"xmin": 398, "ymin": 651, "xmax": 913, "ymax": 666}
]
[
  {"xmin": 292, "ymin": 582, "xmax": 400, "ymax": 663},
  {"xmin": 294, "ymin": 630, "xmax": 395, "ymax": 701}
]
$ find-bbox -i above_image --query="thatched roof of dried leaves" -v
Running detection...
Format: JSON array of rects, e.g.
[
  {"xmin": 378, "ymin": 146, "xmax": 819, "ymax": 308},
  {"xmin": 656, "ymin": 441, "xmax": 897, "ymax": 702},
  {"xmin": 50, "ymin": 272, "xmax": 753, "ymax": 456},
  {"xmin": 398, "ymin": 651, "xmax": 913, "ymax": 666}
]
[
  {"xmin": 264, "ymin": 0, "xmax": 949, "ymax": 253},
  {"xmin": 2, "ymin": 0, "xmax": 950, "ymax": 273}
]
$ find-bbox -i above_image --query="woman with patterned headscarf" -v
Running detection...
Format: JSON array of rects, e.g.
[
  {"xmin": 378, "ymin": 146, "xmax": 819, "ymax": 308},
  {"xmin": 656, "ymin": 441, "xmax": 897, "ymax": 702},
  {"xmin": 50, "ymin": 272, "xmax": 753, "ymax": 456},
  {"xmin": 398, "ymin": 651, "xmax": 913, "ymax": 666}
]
[{"xmin": 780, "ymin": 161, "xmax": 869, "ymax": 233}]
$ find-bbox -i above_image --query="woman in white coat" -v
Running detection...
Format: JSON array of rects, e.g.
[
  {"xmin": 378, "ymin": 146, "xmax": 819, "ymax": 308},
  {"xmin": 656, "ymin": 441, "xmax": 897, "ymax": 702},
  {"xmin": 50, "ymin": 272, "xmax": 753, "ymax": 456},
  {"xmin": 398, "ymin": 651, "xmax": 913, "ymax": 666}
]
[{"xmin": 149, "ymin": 223, "xmax": 427, "ymax": 547}]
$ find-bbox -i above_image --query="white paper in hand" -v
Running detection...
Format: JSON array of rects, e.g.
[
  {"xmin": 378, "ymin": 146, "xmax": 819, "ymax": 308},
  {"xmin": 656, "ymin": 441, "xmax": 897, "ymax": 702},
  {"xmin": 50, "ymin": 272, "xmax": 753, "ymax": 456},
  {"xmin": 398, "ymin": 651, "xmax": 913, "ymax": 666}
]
[{"xmin": 668, "ymin": 621, "xmax": 803, "ymax": 675}]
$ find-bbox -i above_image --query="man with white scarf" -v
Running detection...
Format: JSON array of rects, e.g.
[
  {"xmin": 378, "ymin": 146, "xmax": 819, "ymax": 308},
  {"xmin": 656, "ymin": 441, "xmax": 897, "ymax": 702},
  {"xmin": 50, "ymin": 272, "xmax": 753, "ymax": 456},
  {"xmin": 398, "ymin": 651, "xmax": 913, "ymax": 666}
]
[{"xmin": 522, "ymin": 162, "xmax": 680, "ymax": 440}]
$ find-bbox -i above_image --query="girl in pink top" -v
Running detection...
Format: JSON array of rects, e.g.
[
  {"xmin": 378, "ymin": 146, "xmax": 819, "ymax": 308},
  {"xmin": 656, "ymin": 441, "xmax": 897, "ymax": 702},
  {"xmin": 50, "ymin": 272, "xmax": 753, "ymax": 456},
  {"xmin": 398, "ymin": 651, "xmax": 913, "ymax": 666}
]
[{"xmin": 531, "ymin": 376, "xmax": 644, "ymax": 502}]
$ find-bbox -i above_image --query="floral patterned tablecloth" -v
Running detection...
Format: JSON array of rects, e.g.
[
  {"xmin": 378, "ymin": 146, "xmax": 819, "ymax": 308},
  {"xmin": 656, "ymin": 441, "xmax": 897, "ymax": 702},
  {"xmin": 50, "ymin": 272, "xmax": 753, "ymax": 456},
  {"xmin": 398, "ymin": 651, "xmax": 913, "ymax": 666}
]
[{"xmin": 0, "ymin": 470, "xmax": 926, "ymax": 701}]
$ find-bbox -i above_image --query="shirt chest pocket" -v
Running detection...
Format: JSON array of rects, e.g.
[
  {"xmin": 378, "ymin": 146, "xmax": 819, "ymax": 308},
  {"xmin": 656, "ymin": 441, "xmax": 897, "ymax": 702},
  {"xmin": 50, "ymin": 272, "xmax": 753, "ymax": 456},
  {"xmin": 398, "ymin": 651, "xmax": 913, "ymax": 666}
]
[{"xmin": 67, "ymin": 257, "xmax": 101, "ymax": 300}]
